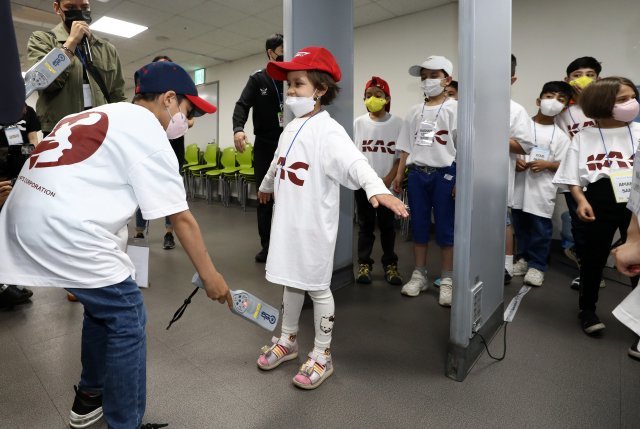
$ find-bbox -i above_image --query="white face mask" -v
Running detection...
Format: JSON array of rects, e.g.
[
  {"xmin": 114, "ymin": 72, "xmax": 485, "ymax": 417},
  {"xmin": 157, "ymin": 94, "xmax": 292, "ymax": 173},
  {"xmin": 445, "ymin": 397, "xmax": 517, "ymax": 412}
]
[
  {"xmin": 539, "ymin": 98, "xmax": 565, "ymax": 117},
  {"xmin": 165, "ymin": 101, "xmax": 189, "ymax": 139},
  {"xmin": 285, "ymin": 90, "xmax": 317, "ymax": 117},
  {"xmin": 421, "ymin": 78, "xmax": 444, "ymax": 97}
]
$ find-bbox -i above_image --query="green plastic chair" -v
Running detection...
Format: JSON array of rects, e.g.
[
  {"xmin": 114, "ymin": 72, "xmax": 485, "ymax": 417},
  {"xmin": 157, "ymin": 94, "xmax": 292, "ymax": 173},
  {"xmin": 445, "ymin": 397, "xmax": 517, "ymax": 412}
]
[
  {"xmin": 237, "ymin": 143, "xmax": 254, "ymax": 211},
  {"xmin": 188, "ymin": 143, "xmax": 218, "ymax": 199},
  {"xmin": 205, "ymin": 147, "xmax": 240, "ymax": 206},
  {"xmin": 182, "ymin": 144, "xmax": 200, "ymax": 197}
]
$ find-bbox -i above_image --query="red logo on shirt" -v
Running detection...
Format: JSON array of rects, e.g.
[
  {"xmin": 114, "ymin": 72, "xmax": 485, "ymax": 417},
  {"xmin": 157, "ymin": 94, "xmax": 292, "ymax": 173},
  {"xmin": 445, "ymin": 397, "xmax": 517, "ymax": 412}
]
[
  {"xmin": 567, "ymin": 121, "xmax": 595, "ymax": 137},
  {"xmin": 434, "ymin": 130, "xmax": 449, "ymax": 145},
  {"xmin": 277, "ymin": 157, "xmax": 309, "ymax": 186},
  {"xmin": 586, "ymin": 151, "xmax": 634, "ymax": 171},
  {"xmin": 361, "ymin": 140, "xmax": 396, "ymax": 154},
  {"xmin": 29, "ymin": 111, "xmax": 109, "ymax": 169}
]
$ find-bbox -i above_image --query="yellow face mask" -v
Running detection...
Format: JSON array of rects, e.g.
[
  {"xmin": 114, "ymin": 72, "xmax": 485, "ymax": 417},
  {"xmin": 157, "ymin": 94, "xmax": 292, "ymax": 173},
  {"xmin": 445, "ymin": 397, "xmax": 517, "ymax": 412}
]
[
  {"xmin": 569, "ymin": 75, "xmax": 594, "ymax": 90},
  {"xmin": 364, "ymin": 96, "xmax": 387, "ymax": 113}
]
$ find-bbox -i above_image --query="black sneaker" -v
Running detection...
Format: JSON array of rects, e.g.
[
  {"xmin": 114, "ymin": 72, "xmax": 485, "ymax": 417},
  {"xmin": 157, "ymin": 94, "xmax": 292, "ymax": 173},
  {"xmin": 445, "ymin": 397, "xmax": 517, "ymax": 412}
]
[
  {"xmin": 163, "ymin": 232, "xmax": 175, "ymax": 250},
  {"xmin": 134, "ymin": 232, "xmax": 145, "ymax": 239},
  {"xmin": 69, "ymin": 385, "xmax": 103, "ymax": 429},
  {"xmin": 579, "ymin": 311, "xmax": 605, "ymax": 335},
  {"xmin": 570, "ymin": 277, "xmax": 580, "ymax": 290},
  {"xmin": 356, "ymin": 264, "xmax": 372, "ymax": 284},
  {"xmin": 384, "ymin": 264, "xmax": 403, "ymax": 285},
  {"xmin": 17, "ymin": 286, "xmax": 33, "ymax": 299},
  {"xmin": 255, "ymin": 248, "xmax": 268, "ymax": 263},
  {"xmin": 504, "ymin": 269, "xmax": 512, "ymax": 285},
  {"xmin": 140, "ymin": 424, "xmax": 168, "ymax": 429},
  {"xmin": 0, "ymin": 285, "xmax": 31, "ymax": 308},
  {"xmin": 629, "ymin": 336, "xmax": 640, "ymax": 361}
]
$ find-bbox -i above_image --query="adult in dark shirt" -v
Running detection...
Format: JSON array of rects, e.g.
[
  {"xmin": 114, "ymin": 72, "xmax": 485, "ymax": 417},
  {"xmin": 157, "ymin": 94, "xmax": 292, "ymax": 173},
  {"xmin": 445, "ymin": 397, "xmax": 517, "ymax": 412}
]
[
  {"xmin": 233, "ymin": 33, "xmax": 284, "ymax": 262},
  {"xmin": 0, "ymin": 104, "xmax": 41, "ymax": 181}
]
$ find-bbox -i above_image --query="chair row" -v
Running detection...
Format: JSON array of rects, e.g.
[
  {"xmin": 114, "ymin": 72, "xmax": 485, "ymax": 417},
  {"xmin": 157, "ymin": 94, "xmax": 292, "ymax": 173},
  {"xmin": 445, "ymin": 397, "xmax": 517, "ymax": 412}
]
[{"xmin": 181, "ymin": 143, "xmax": 255, "ymax": 210}]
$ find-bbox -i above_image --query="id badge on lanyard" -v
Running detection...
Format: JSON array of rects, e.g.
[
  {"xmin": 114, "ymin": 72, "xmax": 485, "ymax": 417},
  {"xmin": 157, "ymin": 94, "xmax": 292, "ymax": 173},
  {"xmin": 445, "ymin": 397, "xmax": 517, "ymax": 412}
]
[
  {"xmin": 4, "ymin": 126, "xmax": 24, "ymax": 145},
  {"xmin": 610, "ymin": 169, "xmax": 633, "ymax": 203},
  {"xmin": 530, "ymin": 146, "xmax": 551, "ymax": 162},
  {"xmin": 416, "ymin": 119, "xmax": 436, "ymax": 146},
  {"xmin": 83, "ymin": 83, "xmax": 93, "ymax": 109},
  {"xmin": 277, "ymin": 105, "xmax": 284, "ymax": 128}
]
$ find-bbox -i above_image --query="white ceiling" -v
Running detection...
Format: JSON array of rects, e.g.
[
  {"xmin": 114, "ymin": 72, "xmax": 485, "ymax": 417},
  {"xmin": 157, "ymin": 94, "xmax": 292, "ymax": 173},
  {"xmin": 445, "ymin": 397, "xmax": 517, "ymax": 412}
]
[{"xmin": 11, "ymin": 0, "xmax": 456, "ymax": 86}]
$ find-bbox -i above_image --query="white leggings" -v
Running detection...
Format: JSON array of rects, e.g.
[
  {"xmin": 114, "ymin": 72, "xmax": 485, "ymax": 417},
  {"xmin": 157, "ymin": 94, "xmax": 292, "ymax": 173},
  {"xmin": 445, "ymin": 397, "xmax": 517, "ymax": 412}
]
[{"xmin": 281, "ymin": 287, "xmax": 335, "ymax": 350}]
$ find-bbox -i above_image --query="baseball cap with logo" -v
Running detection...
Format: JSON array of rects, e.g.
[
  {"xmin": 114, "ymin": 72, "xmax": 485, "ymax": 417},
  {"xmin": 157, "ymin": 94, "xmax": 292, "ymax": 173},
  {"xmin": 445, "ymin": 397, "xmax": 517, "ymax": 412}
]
[
  {"xmin": 134, "ymin": 61, "xmax": 216, "ymax": 117},
  {"xmin": 266, "ymin": 46, "xmax": 342, "ymax": 82},
  {"xmin": 408, "ymin": 56, "xmax": 453, "ymax": 77},
  {"xmin": 365, "ymin": 76, "xmax": 391, "ymax": 112}
]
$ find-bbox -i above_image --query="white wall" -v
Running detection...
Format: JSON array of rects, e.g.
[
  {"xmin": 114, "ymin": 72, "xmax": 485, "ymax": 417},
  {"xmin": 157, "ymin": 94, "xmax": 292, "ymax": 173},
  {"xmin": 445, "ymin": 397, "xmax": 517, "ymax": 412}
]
[{"xmin": 204, "ymin": 0, "xmax": 640, "ymax": 151}]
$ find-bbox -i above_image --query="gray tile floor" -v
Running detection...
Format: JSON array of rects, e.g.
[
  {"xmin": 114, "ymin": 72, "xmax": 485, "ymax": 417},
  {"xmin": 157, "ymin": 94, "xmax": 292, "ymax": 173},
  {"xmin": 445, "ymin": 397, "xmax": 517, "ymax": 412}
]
[{"xmin": 1, "ymin": 199, "xmax": 639, "ymax": 429}]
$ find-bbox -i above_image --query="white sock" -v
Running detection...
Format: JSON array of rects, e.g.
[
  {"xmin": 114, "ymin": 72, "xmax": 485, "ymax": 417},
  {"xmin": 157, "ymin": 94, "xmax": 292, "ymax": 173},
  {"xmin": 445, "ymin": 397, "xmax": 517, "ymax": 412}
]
[
  {"xmin": 415, "ymin": 266, "xmax": 427, "ymax": 277},
  {"xmin": 505, "ymin": 255, "xmax": 513, "ymax": 275}
]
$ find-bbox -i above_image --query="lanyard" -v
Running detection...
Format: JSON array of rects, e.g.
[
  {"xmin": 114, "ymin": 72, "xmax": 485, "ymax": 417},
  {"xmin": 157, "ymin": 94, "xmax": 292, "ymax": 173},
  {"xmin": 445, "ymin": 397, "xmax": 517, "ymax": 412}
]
[
  {"xmin": 271, "ymin": 79, "xmax": 283, "ymax": 110},
  {"xmin": 275, "ymin": 110, "xmax": 321, "ymax": 190},
  {"xmin": 533, "ymin": 122, "xmax": 555, "ymax": 147},
  {"xmin": 597, "ymin": 124, "xmax": 636, "ymax": 165},
  {"xmin": 414, "ymin": 97, "xmax": 448, "ymax": 139},
  {"xmin": 567, "ymin": 105, "xmax": 576, "ymax": 125}
]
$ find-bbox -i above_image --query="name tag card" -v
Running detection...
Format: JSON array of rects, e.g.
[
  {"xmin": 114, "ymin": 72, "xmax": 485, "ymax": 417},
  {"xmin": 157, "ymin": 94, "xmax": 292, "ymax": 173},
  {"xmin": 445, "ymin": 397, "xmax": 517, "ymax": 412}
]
[
  {"xmin": 4, "ymin": 126, "xmax": 23, "ymax": 145},
  {"xmin": 530, "ymin": 146, "xmax": 551, "ymax": 162},
  {"xmin": 610, "ymin": 169, "xmax": 633, "ymax": 203},
  {"xmin": 416, "ymin": 119, "xmax": 436, "ymax": 147}
]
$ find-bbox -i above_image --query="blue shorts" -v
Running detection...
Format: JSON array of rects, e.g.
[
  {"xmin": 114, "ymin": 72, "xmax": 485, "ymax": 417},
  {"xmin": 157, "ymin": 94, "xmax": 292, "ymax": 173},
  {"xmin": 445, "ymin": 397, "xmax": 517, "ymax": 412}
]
[{"xmin": 407, "ymin": 164, "xmax": 456, "ymax": 246}]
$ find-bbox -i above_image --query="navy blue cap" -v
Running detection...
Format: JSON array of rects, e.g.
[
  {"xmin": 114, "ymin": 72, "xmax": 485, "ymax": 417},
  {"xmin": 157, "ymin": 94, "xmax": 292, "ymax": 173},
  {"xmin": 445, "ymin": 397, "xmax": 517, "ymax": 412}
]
[{"xmin": 134, "ymin": 61, "xmax": 216, "ymax": 116}]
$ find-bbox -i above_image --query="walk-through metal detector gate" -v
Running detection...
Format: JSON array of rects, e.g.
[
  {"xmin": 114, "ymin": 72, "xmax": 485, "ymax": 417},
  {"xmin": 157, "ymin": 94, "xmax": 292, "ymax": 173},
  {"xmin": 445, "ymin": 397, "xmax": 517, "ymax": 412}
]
[
  {"xmin": 447, "ymin": 0, "xmax": 512, "ymax": 381},
  {"xmin": 283, "ymin": 0, "xmax": 355, "ymax": 292},
  {"xmin": 284, "ymin": 0, "xmax": 513, "ymax": 381}
]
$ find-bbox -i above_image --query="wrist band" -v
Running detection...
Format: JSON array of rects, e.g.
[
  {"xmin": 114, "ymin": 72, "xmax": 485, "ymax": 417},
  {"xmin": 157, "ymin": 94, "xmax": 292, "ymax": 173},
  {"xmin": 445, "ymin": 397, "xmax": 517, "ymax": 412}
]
[{"xmin": 61, "ymin": 45, "xmax": 75, "ymax": 57}]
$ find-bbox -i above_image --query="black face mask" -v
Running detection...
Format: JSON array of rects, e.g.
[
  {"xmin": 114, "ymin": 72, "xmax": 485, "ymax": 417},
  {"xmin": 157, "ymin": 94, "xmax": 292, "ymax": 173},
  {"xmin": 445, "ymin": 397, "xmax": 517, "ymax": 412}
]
[
  {"xmin": 62, "ymin": 9, "xmax": 92, "ymax": 29},
  {"xmin": 275, "ymin": 54, "xmax": 283, "ymax": 62}
]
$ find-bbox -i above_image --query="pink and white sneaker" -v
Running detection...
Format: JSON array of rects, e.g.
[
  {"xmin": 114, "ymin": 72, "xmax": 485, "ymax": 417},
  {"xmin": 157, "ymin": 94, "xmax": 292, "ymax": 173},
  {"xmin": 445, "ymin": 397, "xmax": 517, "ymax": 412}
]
[
  {"xmin": 257, "ymin": 335, "xmax": 298, "ymax": 370},
  {"xmin": 292, "ymin": 349, "xmax": 334, "ymax": 390}
]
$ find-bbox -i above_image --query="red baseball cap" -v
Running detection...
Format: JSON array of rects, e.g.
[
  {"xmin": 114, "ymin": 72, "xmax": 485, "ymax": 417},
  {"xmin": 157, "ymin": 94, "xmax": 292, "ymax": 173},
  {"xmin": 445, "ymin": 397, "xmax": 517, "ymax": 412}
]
[
  {"xmin": 134, "ymin": 61, "xmax": 216, "ymax": 117},
  {"xmin": 364, "ymin": 76, "xmax": 391, "ymax": 112},
  {"xmin": 266, "ymin": 46, "xmax": 342, "ymax": 82}
]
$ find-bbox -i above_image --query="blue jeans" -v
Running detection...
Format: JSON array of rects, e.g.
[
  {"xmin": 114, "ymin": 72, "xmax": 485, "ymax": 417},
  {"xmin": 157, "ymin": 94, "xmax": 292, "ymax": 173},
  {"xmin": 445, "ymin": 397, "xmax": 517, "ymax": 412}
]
[
  {"xmin": 67, "ymin": 277, "xmax": 147, "ymax": 429},
  {"xmin": 135, "ymin": 207, "xmax": 171, "ymax": 231},
  {"xmin": 406, "ymin": 164, "xmax": 456, "ymax": 246},
  {"xmin": 511, "ymin": 209, "xmax": 553, "ymax": 271}
]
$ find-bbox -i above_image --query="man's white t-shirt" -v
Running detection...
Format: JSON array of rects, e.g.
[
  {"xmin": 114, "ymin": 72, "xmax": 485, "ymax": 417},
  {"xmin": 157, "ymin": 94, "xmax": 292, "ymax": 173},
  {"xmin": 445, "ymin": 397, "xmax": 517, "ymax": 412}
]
[
  {"xmin": 396, "ymin": 98, "xmax": 457, "ymax": 168},
  {"xmin": 512, "ymin": 122, "xmax": 571, "ymax": 218},
  {"xmin": 555, "ymin": 104, "xmax": 596, "ymax": 138},
  {"xmin": 554, "ymin": 123, "xmax": 640, "ymax": 187},
  {"xmin": 259, "ymin": 110, "xmax": 389, "ymax": 291},
  {"xmin": 353, "ymin": 112, "xmax": 403, "ymax": 178},
  {"xmin": 0, "ymin": 103, "xmax": 188, "ymax": 289},
  {"xmin": 508, "ymin": 100, "xmax": 535, "ymax": 207}
]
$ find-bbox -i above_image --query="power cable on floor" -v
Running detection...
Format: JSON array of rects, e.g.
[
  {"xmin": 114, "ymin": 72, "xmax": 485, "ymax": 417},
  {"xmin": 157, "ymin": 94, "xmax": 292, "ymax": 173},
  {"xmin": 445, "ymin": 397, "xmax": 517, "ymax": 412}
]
[{"xmin": 475, "ymin": 322, "xmax": 508, "ymax": 361}]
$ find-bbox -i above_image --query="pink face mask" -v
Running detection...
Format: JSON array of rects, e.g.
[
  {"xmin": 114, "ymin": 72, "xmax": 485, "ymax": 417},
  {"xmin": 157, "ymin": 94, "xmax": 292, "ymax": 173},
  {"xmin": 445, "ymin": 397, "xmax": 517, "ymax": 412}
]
[
  {"xmin": 612, "ymin": 98, "xmax": 640, "ymax": 123},
  {"xmin": 165, "ymin": 102, "xmax": 189, "ymax": 139}
]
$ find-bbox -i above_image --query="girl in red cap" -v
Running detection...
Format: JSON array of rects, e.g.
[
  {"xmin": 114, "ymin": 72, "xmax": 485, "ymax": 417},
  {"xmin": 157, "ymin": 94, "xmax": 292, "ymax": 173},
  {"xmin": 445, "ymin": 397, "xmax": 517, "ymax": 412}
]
[{"xmin": 255, "ymin": 46, "xmax": 408, "ymax": 389}]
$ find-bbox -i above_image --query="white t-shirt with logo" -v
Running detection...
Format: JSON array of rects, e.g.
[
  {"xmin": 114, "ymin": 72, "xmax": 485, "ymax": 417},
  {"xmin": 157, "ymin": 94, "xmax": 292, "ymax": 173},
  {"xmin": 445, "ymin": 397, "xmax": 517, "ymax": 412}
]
[
  {"xmin": 554, "ymin": 123, "xmax": 640, "ymax": 187},
  {"xmin": 0, "ymin": 103, "xmax": 188, "ymax": 289},
  {"xmin": 353, "ymin": 112, "xmax": 402, "ymax": 178},
  {"xmin": 555, "ymin": 104, "xmax": 596, "ymax": 138},
  {"xmin": 512, "ymin": 122, "xmax": 572, "ymax": 218},
  {"xmin": 259, "ymin": 110, "xmax": 389, "ymax": 291},
  {"xmin": 508, "ymin": 100, "xmax": 535, "ymax": 207},
  {"xmin": 396, "ymin": 98, "xmax": 457, "ymax": 168}
]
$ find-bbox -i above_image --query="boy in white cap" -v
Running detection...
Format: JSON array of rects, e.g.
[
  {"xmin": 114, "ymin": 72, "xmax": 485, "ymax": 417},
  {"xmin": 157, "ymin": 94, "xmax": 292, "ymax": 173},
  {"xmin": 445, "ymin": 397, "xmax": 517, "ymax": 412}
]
[{"xmin": 393, "ymin": 55, "xmax": 458, "ymax": 307}]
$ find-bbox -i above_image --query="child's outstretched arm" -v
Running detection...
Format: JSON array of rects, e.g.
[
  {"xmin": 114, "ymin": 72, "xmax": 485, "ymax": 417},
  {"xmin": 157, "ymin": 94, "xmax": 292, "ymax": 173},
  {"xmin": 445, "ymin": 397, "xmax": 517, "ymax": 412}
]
[
  {"xmin": 612, "ymin": 214, "xmax": 640, "ymax": 276},
  {"xmin": 369, "ymin": 193, "xmax": 409, "ymax": 218}
]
